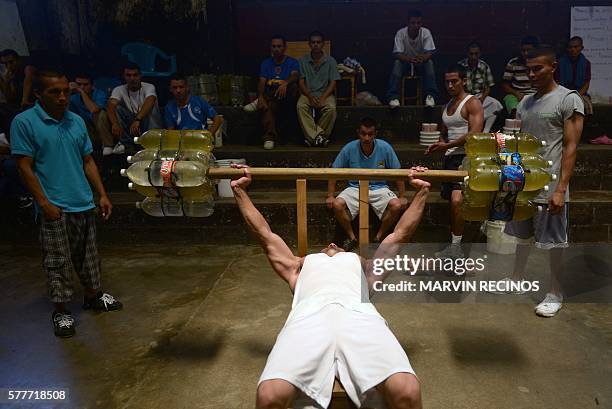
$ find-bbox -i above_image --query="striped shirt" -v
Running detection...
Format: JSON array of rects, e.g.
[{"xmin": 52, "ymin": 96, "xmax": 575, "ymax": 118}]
[
  {"xmin": 458, "ymin": 58, "xmax": 495, "ymax": 95},
  {"xmin": 503, "ymin": 57, "xmax": 536, "ymax": 95}
]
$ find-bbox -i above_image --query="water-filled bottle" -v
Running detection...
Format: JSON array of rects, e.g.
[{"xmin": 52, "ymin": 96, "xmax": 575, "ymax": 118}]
[
  {"xmin": 461, "ymin": 156, "xmax": 496, "ymax": 172},
  {"xmin": 134, "ymin": 129, "xmax": 213, "ymax": 152},
  {"xmin": 128, "ymin": 182, "xmax": 214, "ymax": 198},
  {"xmin": 465, "ymin": 133, "xmax": 498, "ymax": 155},
  {"xmin": 516, "ymin": 133, "xmax": 546, "ymax": 153},
  {"xmin": 121, "ymin": 160, "xmax": 209, "ymax": 187},
  {"xmin": 468, "ymin": 165, "xmax": 553, "ymax": 192},
  {"xmin": 136, "ymin": 196, "xmax": 214, "ymax": 217},
  {"xmin": 462, "ymin": 178, "xmax": 494, "ymax": 206},
  {"xmin": 466, "ymin": 132, "xmax": 546, "ymax": 155},
  {"xmin": 516, "ymin": 186, "xmax": 548, "ymax": 204},
  {"xmin": 497, "ymin": 153, "xmax": 552, "ymax": 168},
  {"xmin": 523, "ymin": 168, "xmax": 555, "ymax": 191},
  {"xmin": 127, "ymin": 149, "xmax": 215, "ymax": 165}
]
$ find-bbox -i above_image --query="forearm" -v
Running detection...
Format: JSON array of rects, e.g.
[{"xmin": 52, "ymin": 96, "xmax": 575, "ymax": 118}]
[
  {"xmin": 393, "ymin": 186, "xmax": 428, "ymax": 240},
  {"xmin": 107, "ymin": 103, "xmax": 120, "ymax": 126},
  {"xmin": 327, "ymin": 180, "xmax": 336, "ymax": 197},
  {"xmin": 320, "ymin": 81, "xmax": 336, "ymax": 100},
  {"xmin": 137, "ymin": 97, "xmax": 156, "ymax": 119},
  {"xmin": 257, "ymin": 78, "xmax": 266, "ymax": 98},
  {"xmin": 84, "ymin": 158, "xmax": 108, "ymax": 197},
  {"xmin": 418, "ymin": 52, "xmax": 432, "ymax": 62},
  {"xmin": 233, "ymin": 186, "xmax": 272, "ymax": 238},
  {"xmin": 394, "ymin": 53, "xmax": 412, "ymax": 63},
  {"xmin": 579, "ymin": 82, "xmax": 589, "ymax": 95},
  {"xmin": 209, "ymin": 116, "xmax": 223, "ymax": 136},
  {"xmin": 556, "ymin": 144, "xmax": 577, "ymax": 194},
  {"xmin": 80, "ymin": 91, "xmax": 101, "ymax": 114}
]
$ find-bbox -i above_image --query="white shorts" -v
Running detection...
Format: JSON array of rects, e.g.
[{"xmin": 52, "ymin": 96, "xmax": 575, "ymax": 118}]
[
  {"xmin": 258, "ymin": 304, "xmax": 415, "ymax": 408},
  {"xmin": 337, "ymin": 187, "xmax": 398, "ymax": 220}
]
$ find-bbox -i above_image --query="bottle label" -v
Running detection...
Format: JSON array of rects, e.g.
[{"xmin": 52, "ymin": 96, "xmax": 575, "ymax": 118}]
[
  {"xmin": 495, "ymin": 132, "xmax": 506, "ymax": 153},
  {"xmin": 499, "ymin": 165, "xmax": 525, "ymax": 192},
  {"xmin": 159, "ymin": 160, "xmax": 180, "ymax": 199},
  {"xmin": 498, "ymin": 152, "xmax": 522, "ymax": 166}
]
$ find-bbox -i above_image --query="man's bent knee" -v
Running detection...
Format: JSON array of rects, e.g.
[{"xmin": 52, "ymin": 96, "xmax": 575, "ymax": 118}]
[
  {"xmin": 450, "ymin": 191, "xmax": 463, "ymax": 208},
  {"xmin": 256, "ymin": 380, "xmax": 295, "ymax": 409},
  {"xmin": 382, "ymin": 373, "xmax": 422, "ymax": 409},
  {"xmin": 387, "ymin": 198, "xmax": 402, "ymax": 215},
  {"xmin": 333, "ymin": 197, "xmax": 348, "ymax": 213}
]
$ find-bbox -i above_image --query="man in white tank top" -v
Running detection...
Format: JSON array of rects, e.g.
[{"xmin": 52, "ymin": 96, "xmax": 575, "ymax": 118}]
[
  {"xmin": 426, "ymin": 65, "xmax": 483, "ymax": 261},
  {"xmin": 230, "ymin": 164, "xmax": 430, "ymax": 409}
]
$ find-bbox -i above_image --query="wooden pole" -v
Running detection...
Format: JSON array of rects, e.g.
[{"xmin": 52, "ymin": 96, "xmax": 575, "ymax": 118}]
[
  {"xmin": 296, "ymin": 179, "xmax": 308, "ymax": 257},
  {"xmin": 359, "ymin": 180, "xmax": 369, "ymax": 250},
  {"xmin": 207, "ymin": 167, "xmax": 466, "ymax": 182}
]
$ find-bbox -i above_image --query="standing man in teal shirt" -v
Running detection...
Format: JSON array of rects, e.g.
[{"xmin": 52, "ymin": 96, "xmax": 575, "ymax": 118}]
[
  {"xmin": 11, "ymin": 70, "xmax": 122, "ymax": 338},
  {"xmin": 297, "ymin": 31, "xmax": 340, "ymax": 147}
]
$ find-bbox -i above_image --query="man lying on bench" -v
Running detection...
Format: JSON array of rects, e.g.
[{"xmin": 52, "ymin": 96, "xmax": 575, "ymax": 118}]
[{"xmin": 231, "ymin": 164, "xmax": 428, "ymax": 409}]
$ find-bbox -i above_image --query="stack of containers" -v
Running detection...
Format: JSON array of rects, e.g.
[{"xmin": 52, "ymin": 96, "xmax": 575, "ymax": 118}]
[
  {"xmin": 120, "ymin": 129, "xmax": 217, "ymax": 217},
  {"xmin": 419, "ymin": 123, "xmax": 440, "ymax": 146},
  {"xmin": 461, "ymin": 132, "xmax": 554, "ymax": 221}
]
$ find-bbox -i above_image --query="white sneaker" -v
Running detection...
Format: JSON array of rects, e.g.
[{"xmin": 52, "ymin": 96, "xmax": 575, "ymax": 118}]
[
  {"xmin": 243, "ymin": 99, "xmax": 258, "ymax": 112},
  {"xmin": 112, "ymin": 142, "xmax": 125, "ymax": 154},
  {"xmin": 486, "ymin": 277, "xmax": 527, "ymax": 295},
  {"xmin": 388, "ymin": 99, "xmax": 400, "ymax": 109},
  {"xmin": 103, "ymin": 146, "xmax": 114, "ymax": 156},
  {"xmin": 425, "ymin": 95, "xmax": 435, "ymax": 107},
  {"xmin": 535, "ymin": 293, "xmax": 563, "ymax": 317},
  {"xmin": 263, "ymin": 140, "xmax": 274, "ymax": 150}
]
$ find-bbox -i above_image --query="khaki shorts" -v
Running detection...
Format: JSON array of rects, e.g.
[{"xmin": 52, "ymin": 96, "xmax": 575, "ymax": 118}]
[{"xmin": 337, "ymin": 187, "xmax": 397, "ymax": 219}]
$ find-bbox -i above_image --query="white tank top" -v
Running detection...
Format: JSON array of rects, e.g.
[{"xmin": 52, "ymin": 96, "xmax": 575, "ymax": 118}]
[
  {"xmin": 287, "ymin": 252, "xmax": 382, "ymax": 322},
  {"xmin": 442, "ymin": 94, "xmax": 473, "ymax": 156}
]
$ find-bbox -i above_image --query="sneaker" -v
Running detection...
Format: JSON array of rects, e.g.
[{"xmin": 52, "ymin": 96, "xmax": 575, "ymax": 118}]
[
  {"xmin": 535, "ymin": 292, "xmax": 563, "ymax": 317},
  {"xmin": 112, "ymin": 142, "xmax": 125, "ymax": 155},
  {"xmin": 486, "ymin": 277, "xmax": 527, "ymax": 295},
  {"xmin": 83, "ymin": 291, "xmax": 123, "ymax": 312},
  {"xmin": 341, "ymin": 238, "xmax": 358, "ymax": 252},
  {"xmin": 388, "ymin": 99, "xmax": 400, "ymax": 109},
  {"xmin": 314, "ymin": 134, "xmax": 329, "ymax": 147},
  {"xmin": 103, "ymin": 146, "xmax": 114, "ymax": 156},
  {"xmin": 425, "ymin": 95, "xmax": 435, "ymax": 107},
  {"xmin": 434, "ymin": 243, "xmax": 464, "ymax": 260},
  {"xmin": 243, "ymin": 99, "xmax": 259, "ymax": 112},
  {"xmin": 52, "ymin": 311, "xmax": 75, "ymax": 338},
  {"xmin": 263, "ymin": 140, "xmax": 275, "ymax": 150}
]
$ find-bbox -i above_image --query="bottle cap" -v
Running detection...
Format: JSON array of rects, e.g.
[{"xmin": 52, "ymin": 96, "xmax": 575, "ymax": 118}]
[
  {"xmin": 120, "ymin": 169, "xmax": 127, "ymax": 177},
  {"xmin": 135, "ymin": 201, "xmax": 141, "ymax": 209},
  {"xmin": 543, "ymin": 185, "xmax": 549, "ymax": 192},
  {"xmin": 133, "ymin": 137, "xmax": 140, "ymax": 144},
  {"xmin": 126, "ymin": 156, "xmax": 133, "ymax": 163},
  {"xmin": 463, "ymin": 176, "xmax": 470, "ymax": 183},
  {"xmin": 541, "ymin": 140, "xmax": 547, "ymax": 146},
  {"xmin": 551, "ymin": 174, "xmax": 557, "ymax": 181},
  {"xmin": 128, "ymin": 182, "xmax": 134, "ymax": 190},
  {"xmin": 536, "ymin": 205, "xmax": 544, "ymax": 211},
  {"xmin": 547, "ymin": 160, "xmax": 553, "ymax": 166}
]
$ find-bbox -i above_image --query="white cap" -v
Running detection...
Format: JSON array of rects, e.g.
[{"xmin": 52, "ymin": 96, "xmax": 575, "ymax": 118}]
[
  {"xmin": 127, "ymin": 156, "xmax": 133, "ymax": 163},
  {"xmin": 547, "ymin": 160, "xmax": 553, "ymax": 166},
  {"xmin": 120, "ymin": 169, "xmax": 127, "ymax": 177},
  {"xmin": 128, "ymin": 182, "xmax": 134, "ymax": 190},
  {"xmin": 133, "ymin": 137, "xmax": 140, "ymax": 144},
  {"xmin": 536, "ymin": 205, "xmax": 544, "ymax": 212},
  {"xmin": 551, "ymin": 174, "xmax": 557, "ymax": 181},
  {"xmin": 541, "ymin": 140, "xmax": 547, "ymax": 147},
  {"xmin": 135, "ymin": 201, "xmax": 142, "ymax": 209},
  {"xmin": 543, "ymin": 185, "xmax": 549, "ymax": 192}
]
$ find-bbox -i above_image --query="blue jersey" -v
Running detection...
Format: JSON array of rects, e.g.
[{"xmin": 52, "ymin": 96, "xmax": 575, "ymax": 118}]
[
  {"xmin": 164, "ymin": 95, "xmax": 217, "ymax": 130},
  {"xmin": 10, "ymin": 102, "xmax": 95, "ymax": 212},
  {"xmin": 69, "ymin": 88, "xmax": 108, "ymax": 122},
  {"xmin": 332, "ymin": 139, "xmax": 401, "ymax": 190},
  {"xmin": 259, "ymin": 56, "xmax": 300, "ymax": 92}
]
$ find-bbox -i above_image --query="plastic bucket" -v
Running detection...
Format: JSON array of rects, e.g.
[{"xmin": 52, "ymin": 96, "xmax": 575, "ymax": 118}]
[
  {"xmin": 215, "ymin": 159, "xmax": 246, "ymax": 198},
  {"xmin": 486, "ymin": 220, "xmax": 517, "ymax": 254}
]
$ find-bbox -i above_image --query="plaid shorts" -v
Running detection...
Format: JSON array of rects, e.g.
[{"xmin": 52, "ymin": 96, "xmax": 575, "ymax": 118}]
[{"xmin": 39, "ymin": 210, "xmax": 101, "ymax": 303}]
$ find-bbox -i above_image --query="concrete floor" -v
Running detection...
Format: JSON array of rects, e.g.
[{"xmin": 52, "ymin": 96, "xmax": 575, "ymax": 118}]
[{"xmin": 1, "ymin": 243, "xmax": 611, "ymax": 409}]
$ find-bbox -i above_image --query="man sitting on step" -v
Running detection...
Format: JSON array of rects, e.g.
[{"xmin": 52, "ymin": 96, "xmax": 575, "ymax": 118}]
[{"xmin": 231, "ymin": 163, "xmax": 428, "ymax": 409}]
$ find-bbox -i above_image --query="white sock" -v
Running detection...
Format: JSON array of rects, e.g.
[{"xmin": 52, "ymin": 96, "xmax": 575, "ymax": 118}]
[{"xmin": 451, "ymin": 234, "xmax": 462, "ymax": 244}]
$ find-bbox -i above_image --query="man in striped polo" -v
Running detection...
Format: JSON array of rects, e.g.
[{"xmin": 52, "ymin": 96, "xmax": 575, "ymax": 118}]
[{"xmin": 501, "ymin": 36, "xmax": 539, "ymax": 118}]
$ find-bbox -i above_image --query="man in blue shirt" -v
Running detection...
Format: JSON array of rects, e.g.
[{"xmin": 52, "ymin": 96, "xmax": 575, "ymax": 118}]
[
  {"xmin": 165, "ymin": 72, "xmax": 223, "ymax": 135},
  {"xmin": 327, "ymin": 117, "xmax": 408, "ymax": 251},
  {"xmin": 11, "ymin": 70, "xmax": 122, "ymax": 338},
  {"xmin": 254, "ymin": 35, "xmax": 300, "ymax": 150},
  {"xmin": 69, "ymin": 72, "xmax": 116, "ymax": 156}
]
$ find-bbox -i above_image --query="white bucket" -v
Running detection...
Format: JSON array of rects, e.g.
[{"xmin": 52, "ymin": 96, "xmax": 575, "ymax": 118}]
[
  {"xmin": 215, "ymin": 159, "xmax": 246, "ymax": 198},
  {"xmin": 486, "ymin": 220, "xmax": 517, "ymax": 254}
]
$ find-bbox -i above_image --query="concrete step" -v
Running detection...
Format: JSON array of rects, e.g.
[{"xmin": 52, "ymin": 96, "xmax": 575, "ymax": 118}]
[{"xmin": 3, "ymin": 190, "xmax": 612, "ymax": 245}]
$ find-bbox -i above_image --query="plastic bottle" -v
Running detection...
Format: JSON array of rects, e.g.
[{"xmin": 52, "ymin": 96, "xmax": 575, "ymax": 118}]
[
  {"xmin": 465, "ymin": 133, "xmax": 546, "ymax": 155},
  {"xmin": 467, "ymin": 165, "xmax": 554, "ymax": 192},
  {"xmin": 127, "ymin": 149, "xmax": 215, "ymax": 165},
  {"xmin": 134, "ymin": 129, "xmax": 213, "ymax": 152},
  {"xmin": 128, "ymin": 182, "xmax": 215, "ymax": 198},
  {"xmin": 462, "ymin": 203, "xmax": 544, "ymax": 221},
  {"xmin": 462, "ymin": 178, "xmax": 494, "ymax": 206},
  {"xmin": 121, "ymin": 160, "xmax": 209, "ymax": 187},
  {"xmin": 136, "ymin": 196, "xmax": 215, "ymax": 217},
  {"xmin": 464, "ymin": 153, "xmax": 552, "ymax": 171}
]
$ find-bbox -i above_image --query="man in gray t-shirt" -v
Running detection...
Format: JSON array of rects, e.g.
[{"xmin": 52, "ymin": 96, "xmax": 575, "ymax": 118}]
[{"xmin": 499, "ymin": 47, "xmax": 584, "ymax": 318}]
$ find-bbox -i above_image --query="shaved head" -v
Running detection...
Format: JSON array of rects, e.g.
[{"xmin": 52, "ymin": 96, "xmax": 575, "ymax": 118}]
[{"xmin": 526, "ymin": 47, "xmax": 556, "ymax": 64}]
